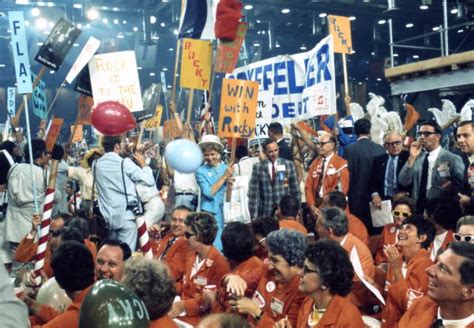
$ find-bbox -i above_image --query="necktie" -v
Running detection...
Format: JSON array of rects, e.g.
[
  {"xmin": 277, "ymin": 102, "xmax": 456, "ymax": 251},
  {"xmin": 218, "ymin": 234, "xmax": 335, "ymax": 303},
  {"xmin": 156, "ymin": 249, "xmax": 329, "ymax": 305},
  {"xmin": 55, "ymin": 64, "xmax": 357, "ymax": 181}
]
[
  {"xmin": 386, "ymin": 156, "xmax": 396, "ymax": 197},
  {"xmin": 417, "ymin": 153, "xmax": 429, "ymax": 211},
  {"xmin": 316, "ymin": 158, "xmax": 326, "ymax": 196},
  {"xmin": 271, "ymin": 161, "xmax": 276, "ymax": 184},
  {"xmin": 161, "ymin": 237, "xmax": 176, "ymax": 258}
]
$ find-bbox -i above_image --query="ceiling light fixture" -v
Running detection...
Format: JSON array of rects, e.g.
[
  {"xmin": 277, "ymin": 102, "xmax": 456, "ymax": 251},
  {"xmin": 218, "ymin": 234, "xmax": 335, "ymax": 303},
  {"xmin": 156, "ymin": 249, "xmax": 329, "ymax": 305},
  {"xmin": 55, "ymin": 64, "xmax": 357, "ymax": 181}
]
[
  {"xmin": 349, "ymin": 16, "xmax": 356, "ymax": 21},
  {"xmin": 405, "ymin": 23, "xmax": 414, "ymax": 28},
  {"xmin": 413, "ymin": 54, "xmax": 419, "ymax": 59},
  {"xmin": 420, "ymin": 4, "xmax": 429, "ymax": 10},
  {"xmin": 86, "ymin": 8, "xmax": 99, "ymax": 20},
  {"xmin": 31, "ymin": 7, "xmax": 40, "ymax": 17},
  {"xmin": 281, "ymin": 8, "xmax": 290, "ymax": 14},
  {"xmin": 244, "ymin": 4, "xmax": 253, "ymax": 10},
  {"xmin": 319, "ymin": 13, "xmax": 327, "ymax": 18},
  {"xmin": 378, "ymin": 19, "xmax": 386, "ymax": 25}
]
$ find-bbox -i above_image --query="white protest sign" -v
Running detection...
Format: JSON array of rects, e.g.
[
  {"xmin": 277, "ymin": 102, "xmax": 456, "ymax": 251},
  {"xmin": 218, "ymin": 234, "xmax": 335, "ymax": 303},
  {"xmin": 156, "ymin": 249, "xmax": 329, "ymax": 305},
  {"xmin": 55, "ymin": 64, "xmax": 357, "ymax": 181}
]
[
  {"xmin": 229, "ymin": 35, "xmax": 336, "ymax": 124},
  {"xmin": 254, "ymin": 90, "xmax": 272, "ymax": 138},
  {"xmin": 88, "ymin": 51, "xmax": 143, "ymax": 112},
  {"xmin": 7, "ymin": 87, "xmax": 16, "ymax": 117},
  {"xmin": 66, "ymin": 36, "xmax": 101, "ymax": 84}
]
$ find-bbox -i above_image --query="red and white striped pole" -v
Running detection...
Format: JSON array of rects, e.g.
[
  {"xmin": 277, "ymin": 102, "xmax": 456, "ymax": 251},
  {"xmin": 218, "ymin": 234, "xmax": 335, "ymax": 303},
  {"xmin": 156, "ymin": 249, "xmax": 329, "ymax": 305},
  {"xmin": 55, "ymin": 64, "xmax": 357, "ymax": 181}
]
[
  {"xmin": 136, "ymin": 215, "xmax": 153, "ymax": 259},
  {"xmin": 33, "ymin": 160, "xmax": 59, "ymax": 285}
]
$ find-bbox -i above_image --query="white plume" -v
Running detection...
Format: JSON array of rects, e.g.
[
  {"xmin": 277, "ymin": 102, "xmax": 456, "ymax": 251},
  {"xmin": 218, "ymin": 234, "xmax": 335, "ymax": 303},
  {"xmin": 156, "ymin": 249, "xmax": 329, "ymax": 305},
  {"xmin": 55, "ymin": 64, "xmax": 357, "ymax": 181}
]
[
  {"xmin": 428, "ymin": 99, "xmax": 458, "ymax": 127},
  {"xmin": 460, "ymin": 99, "xmax": 474, "ymax": 122},
  {"xmin": 350, "ymin": 102, "xmax": 365, "ymax": 122},
  {"xmin": 381, "ymin": 111, "xmax": 404, "ymax": 133}
]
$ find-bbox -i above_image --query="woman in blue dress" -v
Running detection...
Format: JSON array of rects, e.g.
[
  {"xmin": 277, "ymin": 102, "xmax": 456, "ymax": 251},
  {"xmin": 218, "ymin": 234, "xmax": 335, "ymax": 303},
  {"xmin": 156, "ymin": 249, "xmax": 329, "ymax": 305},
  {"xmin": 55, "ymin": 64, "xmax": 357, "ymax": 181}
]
[{"xmin": 196, "ymin": 135, "xmax": 233, "ymax": 251}]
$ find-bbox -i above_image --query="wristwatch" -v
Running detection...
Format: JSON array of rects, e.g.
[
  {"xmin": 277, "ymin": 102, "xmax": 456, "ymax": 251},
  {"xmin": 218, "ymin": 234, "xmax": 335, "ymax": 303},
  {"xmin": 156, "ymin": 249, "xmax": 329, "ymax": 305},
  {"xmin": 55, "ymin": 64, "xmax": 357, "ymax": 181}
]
[{"xmin": 13, "ymin": 127, "xmax": 20, "ymax": 133}]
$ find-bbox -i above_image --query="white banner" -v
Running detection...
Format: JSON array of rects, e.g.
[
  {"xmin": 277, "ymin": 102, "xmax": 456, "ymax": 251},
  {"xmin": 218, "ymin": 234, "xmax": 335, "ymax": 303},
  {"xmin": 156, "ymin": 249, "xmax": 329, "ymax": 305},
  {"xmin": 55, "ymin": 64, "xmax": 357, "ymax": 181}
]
[
  {"xmin": 254, "ymin": 90, "xmax": 272, "ymax": 138},
  {"xmin": 228, "ymin": 35, "xmax": 336, "ymax": 124},
  {"xmin": 88, "ymin": 51, "xmax": 143, "ymax": 112},
  {"xmin": 66, "ymin": 36, "xmax": 101, "ymax": 84}
]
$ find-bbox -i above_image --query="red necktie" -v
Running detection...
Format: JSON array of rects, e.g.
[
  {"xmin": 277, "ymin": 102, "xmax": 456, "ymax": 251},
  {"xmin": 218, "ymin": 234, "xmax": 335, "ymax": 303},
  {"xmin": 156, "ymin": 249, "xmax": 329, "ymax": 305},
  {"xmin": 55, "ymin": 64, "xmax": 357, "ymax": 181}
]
[{"xmin": 271, "ymin": 161, "xmax": 276, "ymax": 184}]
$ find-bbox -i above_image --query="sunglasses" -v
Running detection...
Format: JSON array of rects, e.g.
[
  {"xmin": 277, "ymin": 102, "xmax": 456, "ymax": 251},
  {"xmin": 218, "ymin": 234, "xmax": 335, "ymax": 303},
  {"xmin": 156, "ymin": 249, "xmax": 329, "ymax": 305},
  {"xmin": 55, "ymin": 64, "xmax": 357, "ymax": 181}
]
[
  {"xmin": 184, "ymin": 231, "xmax": 195, "ymax": 239},
  {"xmin": 453, "ymin": 233, "xmax": 473, "ymax": 242},
  {"xmin": 392, "ymin": 210, "xmax": 410, "ymax": 218}
]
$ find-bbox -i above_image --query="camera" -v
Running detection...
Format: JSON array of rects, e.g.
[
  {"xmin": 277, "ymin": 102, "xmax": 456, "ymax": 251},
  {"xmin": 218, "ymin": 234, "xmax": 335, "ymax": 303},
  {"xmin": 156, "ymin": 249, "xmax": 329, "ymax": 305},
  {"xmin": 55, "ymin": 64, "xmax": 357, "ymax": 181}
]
[{"xmin": 127, "ymin": 201, "xmax": 144, "ymax": 216}]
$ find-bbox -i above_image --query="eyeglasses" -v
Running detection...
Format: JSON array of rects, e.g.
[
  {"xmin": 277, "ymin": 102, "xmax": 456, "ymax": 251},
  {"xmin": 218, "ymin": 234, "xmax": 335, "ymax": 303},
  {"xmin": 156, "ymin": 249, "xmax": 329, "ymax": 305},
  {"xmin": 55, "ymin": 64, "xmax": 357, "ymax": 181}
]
[
  {"xmin": 392, "ymin": 210, "xmax": 410, "ymax": 218},
  {"xmin": 184, "ymin": 231, "xmax": 195, "ymax": 239},
  {"xmin": 317, "ymin": 141, "xmax": 333, "ymax": 146},
  {"xmin": 453, "ymin": 233, "xmax": 473, "ymax": 242},
  {"xmin": 417, "ymin": 131, "xmax": 438, "ymax": 137},
  {"xmin": 302, "ymin": 265, "xmax": 319, "ymax": 275},
  {"xmin": 384, "ymin": 141, "xmax": 402, "ymax": 147},
  {"xmin": 257, "ymin": 237, "xmax": 266, "ymax": 245}
]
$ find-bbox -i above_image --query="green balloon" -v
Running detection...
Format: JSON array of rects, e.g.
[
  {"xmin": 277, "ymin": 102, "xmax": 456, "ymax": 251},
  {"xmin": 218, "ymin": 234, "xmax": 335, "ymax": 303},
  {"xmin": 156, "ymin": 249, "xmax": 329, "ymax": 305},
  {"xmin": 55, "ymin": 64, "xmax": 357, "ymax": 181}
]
[{"xmin": 79, "ymin": 279, "xmax": 150, "ymax": 328}]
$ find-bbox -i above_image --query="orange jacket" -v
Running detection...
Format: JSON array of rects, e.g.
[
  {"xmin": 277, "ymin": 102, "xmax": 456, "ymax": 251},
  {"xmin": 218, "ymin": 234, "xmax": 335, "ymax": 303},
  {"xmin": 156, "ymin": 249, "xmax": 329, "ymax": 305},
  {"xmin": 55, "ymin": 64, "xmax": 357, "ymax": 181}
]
[
  {"xmin": 341, "ymin": 233, "xmax": 375, "ymax": 309},
  {"xmin": 216, "ymin": 256, "xmax": 266, "ymax": 313},
  {"xmin": 428, "ymin": 230, "xmax": 455, "ymax": 261},
  {"xmin": 150, "ymin": 315, "xmax": 178, "ymax": 328},
  {"xmin": 381, "ymin": 249, "xmax": 433, "ymax": 328},
  {"xmin": 375, "ymin": 223, "xmax": 398, "ymax": 265},
  {"xmin": 398, "ymin": 296, "xmax": 474, "ymax": 328},
  {"xmin": 15, "ymin": 237, "xmax": 97, "ymax": 278},
  {"xmin": 152, "ymin": 234, "xmax": 190, "ymax": 283},
  {"xmin": 295, "ymin": 295, "xmax": 365, "ymax": 328},
  {"xmin": 305, "ymin": 154, "xmax": 350, "ymax": 207},
  {"xmin": 346, "ymin": 211, "xmax": 369, "ymax": 246},
  {"xmin": 179, "ymin": 246, "xmax": 231, "ymax": 326},
  {"xmin": 279, "ymin": 219, "xmax": 308, "ymax": 235},
  {"xmin": 250, "ymin": 268, "xmax": 305, "ymax": 328},
  {"xmin": 33, "ymin": 285, "xmax": 92, "ymax": 328}
]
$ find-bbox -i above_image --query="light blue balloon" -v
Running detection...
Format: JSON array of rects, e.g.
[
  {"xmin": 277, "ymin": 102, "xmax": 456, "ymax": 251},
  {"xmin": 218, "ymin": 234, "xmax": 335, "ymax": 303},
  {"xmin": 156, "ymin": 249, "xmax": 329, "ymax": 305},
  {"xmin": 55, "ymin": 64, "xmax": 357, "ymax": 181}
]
[{"xmin": 165, "ymin": 139, "xmax": 203, "ymax": 173}]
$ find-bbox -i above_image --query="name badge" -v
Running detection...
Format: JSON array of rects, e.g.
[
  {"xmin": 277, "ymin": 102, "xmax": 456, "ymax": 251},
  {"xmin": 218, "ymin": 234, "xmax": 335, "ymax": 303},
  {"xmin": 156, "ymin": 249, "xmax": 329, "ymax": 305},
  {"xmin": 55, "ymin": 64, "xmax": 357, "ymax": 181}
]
[
  {"xmin": 276, "ymin": 165, "xmax": 286, "ymax": 172},
  {"xmin": 194, "ymin": 276, "xmax": 207, "ymax": 286},
  {"xmin": 252, "ymin": 291, "xmax": 266, "ymax": 308},
  {"xmin": 270, "ymin": 297, "xmax": 284, "ymax": 314},
  {"xmin": 327, "ymin": 168, "xmax": 336, "ymax": 175}
]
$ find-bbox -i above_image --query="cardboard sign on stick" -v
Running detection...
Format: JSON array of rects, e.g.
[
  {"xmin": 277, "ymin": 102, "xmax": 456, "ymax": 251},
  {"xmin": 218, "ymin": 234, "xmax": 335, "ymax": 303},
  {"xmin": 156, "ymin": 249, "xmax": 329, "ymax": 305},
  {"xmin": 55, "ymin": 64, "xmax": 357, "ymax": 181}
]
[
  {"xmin": 71, "ymin": 124, "xmax": 83, "ymax": 143},
  {"xmin": 31, "ymin": 72, "xmax": 47, "ymax": 120},
  {"xmin": 218, "ymin": 79, "xmax": 258, "ymax": 139},
  {"xmin": 66, "ymin": 36, "xmax": 100, "ymax": 84},
  {"xmin": 328, "ymin": 15, "xmax": 353, "ymax": 55},
  {"xmin": 77, "ymin": 95, "xmax": 93, "ymax": 125},
  {"xmin": 45, "ymin": 118, "xmax": 64, "ymax": 151},
  {"xmin": 215, "ymin": 22, "xmax": 248, "ymax": 74},
  {"xmin": 35, "ymin": 18, "xmax": 81, "ymax": 70},
  {"xmin": 180, "ymin": 39, "xmax": 212, "ymax": 90},
  {"xmin": 89, "ymin": 51, "xmax": 143, "ymax": 112}
]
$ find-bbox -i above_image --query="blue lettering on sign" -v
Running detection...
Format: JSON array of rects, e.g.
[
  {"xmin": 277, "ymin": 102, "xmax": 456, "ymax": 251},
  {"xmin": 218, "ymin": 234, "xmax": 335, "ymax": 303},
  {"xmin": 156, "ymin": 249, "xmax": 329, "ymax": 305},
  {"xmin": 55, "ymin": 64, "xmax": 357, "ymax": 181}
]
[
  {"xmin": 273, "ymin": 61, "xmax": 287, "ymax": 95},
  {"xmin": 262, "ymin": 63, "xmax": 272, "ymax": 91},
  {"xmin": 254, "ymin": 66, "xmax": 262, "ymax": 87},
  {"xmin": 287, "ymin": 60, "xmax": 304, "ymax": 94},
  {"xmin": 316, "ymin": 44, "xmax": 331, "ymax": 83}
]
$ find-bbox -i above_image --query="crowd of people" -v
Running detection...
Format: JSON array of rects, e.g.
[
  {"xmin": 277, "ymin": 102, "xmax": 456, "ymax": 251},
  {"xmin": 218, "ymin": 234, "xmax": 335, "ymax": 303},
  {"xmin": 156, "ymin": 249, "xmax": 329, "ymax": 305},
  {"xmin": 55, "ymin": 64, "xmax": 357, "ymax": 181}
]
[{"xmin": 0, "ymin": 117, "xmax": 473, "ymax": 328}]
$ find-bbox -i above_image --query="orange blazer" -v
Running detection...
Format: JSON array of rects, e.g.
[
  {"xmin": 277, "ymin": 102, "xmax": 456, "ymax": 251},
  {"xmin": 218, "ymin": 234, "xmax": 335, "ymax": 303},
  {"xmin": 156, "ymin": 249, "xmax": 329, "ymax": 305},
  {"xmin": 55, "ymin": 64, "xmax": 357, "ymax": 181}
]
[
  {"xmin": 381, "ymin": 249, "xmax": 433, "ymax": 328},
  {"xmin": 428, "ymin": 230, "xmax": 455, "ymax": 261},
  {"xmin": 279, "ymin": 219, "xmax": 308, "ymax": 235},
  {"xmin": 15, "ymin": 237, "xmax": 97, "ymax": 278},
  {"xmin": 346, "ymin": 211, "xmax": 369, "ymax": 246},
  {"xmin": 33, "ymin": 285, "xmax": 92, "ymax": 328},
  {"xmin": 375, "ymin": 223, "xmax": 398, "ymax": 265},
  {"xmin": 305, "ymin": 154, "xmax": 350, "ymax": 207},
  {"xmin": 150, "ymin": 315, "xmax": 178, "ymax": 328},
  {"xmin": 153, "ymin": 234, "xmax": 190, "ymax": 283},
  {"xmin": 216, "ymin": 256, "xmax": 266, "ymax": 313},
  {"xmin": 341, "ymin": 233, "xmax": 376, "ymax": 310},
  {"xmin": 180, "ymin": 246, "xmax": 231, "ymax": 326},
  {"xmin": 296, "ymin": 295, "xmax": 365, "ymax": 328},
  {"xmin": 250, "ymin": 268, "xmax": 305, "ymax": 328},
  {"xmin": 398, "ymin": 296, "xmax": 474, "ymax": 328}
]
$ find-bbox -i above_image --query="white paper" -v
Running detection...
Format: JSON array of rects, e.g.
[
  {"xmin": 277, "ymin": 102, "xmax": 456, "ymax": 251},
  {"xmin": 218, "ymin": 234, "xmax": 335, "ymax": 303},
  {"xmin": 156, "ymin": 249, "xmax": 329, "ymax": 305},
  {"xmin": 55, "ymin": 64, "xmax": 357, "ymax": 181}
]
[
  {"xmin": 173, "ymin": 295, "xmax": 187, "ymax": 317},
  {"xmin": 173, "ymin": 319, "xmax": 194, "ymax": 328},
  {"xmin": 350, "ymin": 246, "xmax": 385, "ymax": 305},
  {"xmin": 370, "ymin": 200, "xmax": 393, "ymax": 227}
]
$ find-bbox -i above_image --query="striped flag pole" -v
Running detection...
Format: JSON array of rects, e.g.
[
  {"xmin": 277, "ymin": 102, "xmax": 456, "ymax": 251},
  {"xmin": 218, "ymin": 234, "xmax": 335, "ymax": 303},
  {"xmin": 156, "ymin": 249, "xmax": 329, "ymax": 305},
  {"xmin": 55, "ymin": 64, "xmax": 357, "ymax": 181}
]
[
  {"xmin": 33, "ymin": 159, "xmax": 59, "ymax": 285},
  {"xmin": 136, "ymin": 215, "xmax": 153, "ymax": 259}
]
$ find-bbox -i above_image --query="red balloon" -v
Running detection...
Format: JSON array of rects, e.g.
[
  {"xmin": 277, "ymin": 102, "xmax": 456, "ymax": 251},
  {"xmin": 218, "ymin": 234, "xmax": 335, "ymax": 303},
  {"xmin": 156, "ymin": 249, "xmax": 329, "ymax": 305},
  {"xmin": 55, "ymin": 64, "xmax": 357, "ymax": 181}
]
[{"xmin": 91, "ymin": 101, "xmax": 136, "ymax": 136}]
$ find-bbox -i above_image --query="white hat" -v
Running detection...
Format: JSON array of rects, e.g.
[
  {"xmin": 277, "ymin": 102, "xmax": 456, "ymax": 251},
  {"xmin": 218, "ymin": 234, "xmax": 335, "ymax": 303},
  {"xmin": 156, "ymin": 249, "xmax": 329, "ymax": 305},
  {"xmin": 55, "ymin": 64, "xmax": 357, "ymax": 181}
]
[{"xmin": 198, "ymin": 134, "xmax": 224, "ymax": 153}]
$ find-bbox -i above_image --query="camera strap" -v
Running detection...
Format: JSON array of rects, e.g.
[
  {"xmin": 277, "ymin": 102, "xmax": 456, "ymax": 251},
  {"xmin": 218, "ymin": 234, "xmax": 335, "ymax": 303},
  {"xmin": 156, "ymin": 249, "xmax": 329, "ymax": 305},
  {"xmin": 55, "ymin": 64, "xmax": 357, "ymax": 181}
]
[{"xmin": 121, "ymin": 158, "xmax": 143, "ymax": 212}]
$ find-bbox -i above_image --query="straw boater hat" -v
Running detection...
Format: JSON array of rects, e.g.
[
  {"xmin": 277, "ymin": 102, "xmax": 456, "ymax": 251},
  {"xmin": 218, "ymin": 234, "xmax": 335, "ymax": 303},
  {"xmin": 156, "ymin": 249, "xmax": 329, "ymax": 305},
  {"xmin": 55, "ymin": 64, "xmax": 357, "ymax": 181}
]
[{"xmin": 198, "ymin": 134, "xmax": 224, "ymax": 153}]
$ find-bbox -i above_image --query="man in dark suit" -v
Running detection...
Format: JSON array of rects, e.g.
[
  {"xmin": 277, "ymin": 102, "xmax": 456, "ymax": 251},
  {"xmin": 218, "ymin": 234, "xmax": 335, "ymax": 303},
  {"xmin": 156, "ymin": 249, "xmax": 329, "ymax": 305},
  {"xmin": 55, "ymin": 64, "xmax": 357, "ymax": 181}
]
[
  {"xmin": 456, "ymin": 120, "xmax": 474, "ymax": 214},
  {"xmin": 343, "ymin": 118, "xmax": 386, "ymax": 234},
  {"xmin": 248, "ymin": 139, "xmax": 300, "ymax": 218},
  {"xmin": 399, "ymin": 121, "xmax": 465, "ymax": 214},
  {"xmin": 370, "ymin": 131, "xmax": 410, "ymax": 208},
  {"xmin": 268, "ymin": 122, "xmax": 293, "ymax": 161}
]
